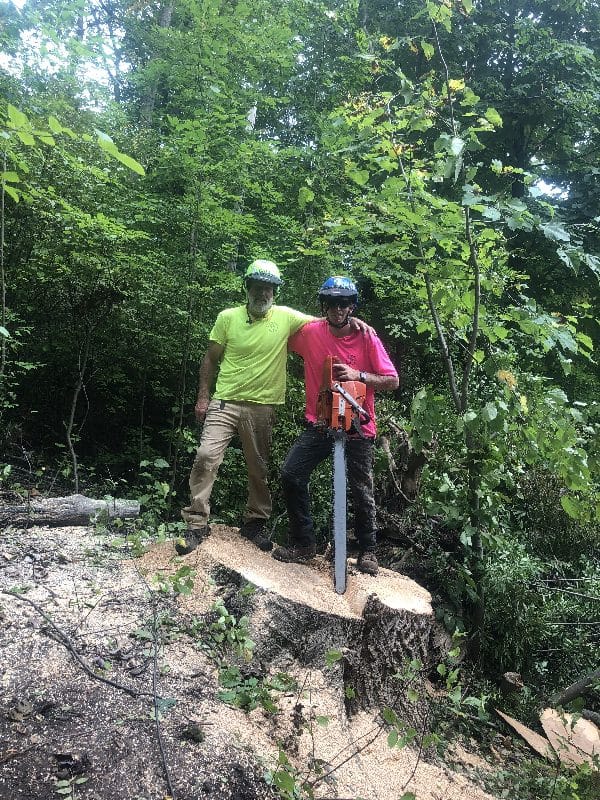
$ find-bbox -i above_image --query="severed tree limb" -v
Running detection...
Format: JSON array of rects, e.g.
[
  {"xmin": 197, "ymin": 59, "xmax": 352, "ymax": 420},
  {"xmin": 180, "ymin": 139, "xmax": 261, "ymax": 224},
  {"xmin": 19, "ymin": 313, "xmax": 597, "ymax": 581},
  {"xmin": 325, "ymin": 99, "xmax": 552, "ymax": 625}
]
[
  {"xmin": 379, "ymin": 435, "xmax": 415, "ymax": 504},
  {"xmin": 548, "ymin": 666, "xmax": 600, "ymax": 708},
  {"xmin": 1, "ymin": 589, "xmax": 153, "ymax": 699},
  {"xmin": 582, "ymin": 709, "xmax": 600, "ymax": 727},
  {"xmin": 424, "ymin": 270, "xmax": 462, "ymax": 412}
]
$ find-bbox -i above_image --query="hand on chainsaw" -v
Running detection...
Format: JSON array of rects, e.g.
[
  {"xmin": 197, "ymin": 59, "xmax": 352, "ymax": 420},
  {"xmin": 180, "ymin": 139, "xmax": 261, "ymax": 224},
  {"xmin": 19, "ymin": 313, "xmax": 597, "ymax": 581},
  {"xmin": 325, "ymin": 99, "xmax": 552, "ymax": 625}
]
[{"xmin": 332, "ymin": 362, "xmax": 360, "ymax": 382}]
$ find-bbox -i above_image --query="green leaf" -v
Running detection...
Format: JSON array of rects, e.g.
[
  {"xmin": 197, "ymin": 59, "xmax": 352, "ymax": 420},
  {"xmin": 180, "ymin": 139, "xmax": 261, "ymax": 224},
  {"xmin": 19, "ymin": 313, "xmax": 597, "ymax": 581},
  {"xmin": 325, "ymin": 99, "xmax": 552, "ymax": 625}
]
[
  {"xmin": 541, "ymin": 222, "xmax": 570, "ymax": 243},
  {"xmin": 17, "ymin": 131, "xmax": 36, "ymax": 146},
  {"xmin": 1, "ymin": 171, "xmax": 19, "ymax": 182},
  {"xmin": 484, "ymin": 107, "xmax": 502, "ymax": 127},
  {"xmin": 451, "ymin": 136, "xmax": 465, "ymax": 156},
  {"xmin": 298, "ymin": 186, "xmax": 315, "ymax": 208},
  {"xmin": 48, "ymin": 115, "xmax": 63, "ymax": 134},
  {"xmin": 2, "ymin": 184, "xmax": 19, "ymax": 202},
  {"xmin": 325, "ymin": 649, "xmax": 343, "ymax": 666},
  {"xmin": 8, "ymin": 104, "xmax": 29, "ymax": 129},
  {"xmin": 560, "ymin": 495, "xmax": 583, "ymax": 519},
  {"xmin": 0, "ymin": 326, "xmax": 10, "ymax": 338},
  {"xmin": 400, "ymin": 794, "xmax": 417, "ymax": 800},
  {"xmin": 96, "ymin": 129, "xmax": 114, "ymax": 145},
  {"xmin": 274, "ymin": 770, "xmax": 296, "ymax": 794},
  {"xmin": 37, "ymin": 134, "xmax": 56, "ymax": 146},
  {"xmin": 481, "ymin": 206, "xmax": 501, "ymax": 221},
  {"xmin": 387, "ymin": 729, "xmax": 399, "ymax": 747},
  {"xmin": 97, "ymin": 136, "xmax": 119, "ymax": 156},
  {"xmin": 113, "ymin": 150, "xmax": 146, "ymax": 176},
  {"xmin": 407, "ymin": 687, "xmax": 419, "ymax": 702},
  {"xmin": 154, "ymin": 697, "xmax": 177, "ymax": 719},
  {"xmin": 316, "ymin": 715, "xmax": 330, "ymax": 726},
  {"xmin": 481, "ymin": 402, "xmax": 498, "ymax": 422},
  {"xmin": 421, "ymin": 40, "xmax": 434, "ymax": 60},
  {"xmin": 347, "ymin": 168, "xmax": 370, "ymax": 186},
  {"xmin": 132, "ymin": 627, "xmax": 153, "ymax": 640}
]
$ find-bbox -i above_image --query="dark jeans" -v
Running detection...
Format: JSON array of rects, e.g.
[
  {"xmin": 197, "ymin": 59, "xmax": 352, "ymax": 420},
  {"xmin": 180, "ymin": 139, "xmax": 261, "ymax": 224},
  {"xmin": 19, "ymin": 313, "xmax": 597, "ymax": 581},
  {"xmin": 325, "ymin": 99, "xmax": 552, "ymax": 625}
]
[{"xmin": 281, "ymin": 425, "xmax": 377, "ymax": 552}]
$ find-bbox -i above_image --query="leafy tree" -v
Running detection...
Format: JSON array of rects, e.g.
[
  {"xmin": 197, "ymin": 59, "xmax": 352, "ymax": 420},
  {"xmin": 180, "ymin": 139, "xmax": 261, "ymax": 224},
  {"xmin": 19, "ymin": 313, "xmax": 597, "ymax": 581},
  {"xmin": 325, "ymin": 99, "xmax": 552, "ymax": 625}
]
[{"xmin": 291, "ymin": 0, "xmax": 599, "ymax": 658}]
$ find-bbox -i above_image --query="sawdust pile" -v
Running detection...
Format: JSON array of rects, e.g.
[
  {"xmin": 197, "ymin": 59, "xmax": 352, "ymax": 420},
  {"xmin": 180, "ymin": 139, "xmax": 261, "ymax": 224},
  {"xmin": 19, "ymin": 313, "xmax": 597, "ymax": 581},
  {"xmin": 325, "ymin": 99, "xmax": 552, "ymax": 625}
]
[{"xmin": 1, "ymin": 522, "xmax": 500, "ymax": 800}]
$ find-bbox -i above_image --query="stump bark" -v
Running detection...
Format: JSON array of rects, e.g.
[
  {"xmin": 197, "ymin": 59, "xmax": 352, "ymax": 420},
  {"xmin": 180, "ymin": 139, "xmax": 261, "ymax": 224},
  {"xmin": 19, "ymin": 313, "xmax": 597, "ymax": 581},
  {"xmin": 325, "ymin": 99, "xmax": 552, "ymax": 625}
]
[
  {"xmin": 0, "ymin": 494, "xmax": 140, "ymax": 527},
  {"xmin": 196, "ymin": 526, "xmax": 450, "ymax": 716}
]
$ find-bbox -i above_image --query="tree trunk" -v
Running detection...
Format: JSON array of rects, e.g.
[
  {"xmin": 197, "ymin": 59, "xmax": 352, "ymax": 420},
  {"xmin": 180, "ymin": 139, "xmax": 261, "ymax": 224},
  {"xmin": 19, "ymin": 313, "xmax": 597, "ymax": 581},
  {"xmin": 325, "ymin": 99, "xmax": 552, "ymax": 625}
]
[
  {"xmin": 197, "ymin": 526, "xmax": 451, "ymax": 717},
  {"xmin": 140, "ymin": 2, "xmax": 174, "ymax": 126}
]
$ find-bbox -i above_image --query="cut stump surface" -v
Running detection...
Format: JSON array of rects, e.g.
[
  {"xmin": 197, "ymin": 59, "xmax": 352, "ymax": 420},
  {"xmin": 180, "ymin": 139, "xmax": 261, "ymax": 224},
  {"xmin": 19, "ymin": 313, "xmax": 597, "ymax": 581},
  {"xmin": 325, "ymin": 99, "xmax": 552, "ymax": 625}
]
[{"xmin": 156, "ymin": 525, "xmax": 450, "ymax": 714}]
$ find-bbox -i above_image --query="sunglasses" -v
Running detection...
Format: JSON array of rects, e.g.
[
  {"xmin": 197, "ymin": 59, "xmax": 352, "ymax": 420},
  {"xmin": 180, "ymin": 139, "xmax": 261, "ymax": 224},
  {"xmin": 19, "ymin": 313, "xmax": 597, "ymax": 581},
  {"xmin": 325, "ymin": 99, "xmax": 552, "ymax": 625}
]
[{"xmin": 324, "ymin": 297, "xmax": 353, "ymax": 309}]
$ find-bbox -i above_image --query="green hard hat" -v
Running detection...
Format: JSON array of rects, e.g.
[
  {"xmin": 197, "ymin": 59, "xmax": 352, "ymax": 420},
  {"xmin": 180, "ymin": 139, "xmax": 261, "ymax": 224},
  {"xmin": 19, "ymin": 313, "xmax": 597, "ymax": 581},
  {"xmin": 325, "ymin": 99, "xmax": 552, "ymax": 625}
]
[{"xmin": 244, "ymin": 259, "xmax": 283, "ymax": 286}]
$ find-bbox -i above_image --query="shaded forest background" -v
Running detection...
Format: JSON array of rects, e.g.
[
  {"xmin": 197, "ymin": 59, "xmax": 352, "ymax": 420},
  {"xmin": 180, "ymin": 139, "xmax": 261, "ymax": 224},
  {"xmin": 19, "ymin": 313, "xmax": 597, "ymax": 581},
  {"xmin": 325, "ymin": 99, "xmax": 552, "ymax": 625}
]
[{"xmin": 1, "ymin": 0, "xmax": 599, "ymax": 731}]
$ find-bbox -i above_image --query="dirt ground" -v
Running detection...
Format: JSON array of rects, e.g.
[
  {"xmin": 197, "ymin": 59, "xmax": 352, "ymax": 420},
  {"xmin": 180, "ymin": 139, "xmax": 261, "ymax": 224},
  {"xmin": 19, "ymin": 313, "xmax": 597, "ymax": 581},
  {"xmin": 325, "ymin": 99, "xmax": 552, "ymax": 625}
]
[{"xmin": 0, "ymin": 520, "xmax": 507, "ymax": 800}]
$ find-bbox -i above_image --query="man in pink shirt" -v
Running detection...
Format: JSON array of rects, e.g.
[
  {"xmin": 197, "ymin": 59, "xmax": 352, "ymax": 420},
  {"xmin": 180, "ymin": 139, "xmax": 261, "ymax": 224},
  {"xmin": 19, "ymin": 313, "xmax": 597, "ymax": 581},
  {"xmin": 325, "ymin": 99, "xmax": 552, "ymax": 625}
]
[{"xmin": 272, "ymin": 276, "xmax": 399, "ymax": 576}]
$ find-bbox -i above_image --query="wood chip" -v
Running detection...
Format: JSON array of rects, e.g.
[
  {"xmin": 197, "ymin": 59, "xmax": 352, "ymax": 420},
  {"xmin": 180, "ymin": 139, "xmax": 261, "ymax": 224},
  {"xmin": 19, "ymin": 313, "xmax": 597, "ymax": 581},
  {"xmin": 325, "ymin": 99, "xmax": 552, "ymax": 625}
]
[
  {"xmin": 494, "ymin": 708, "xmax": 556, "ymax": 761},
  {"xmin": 540, "ymin": 708, "xmax": 600, "ymax": 770}
]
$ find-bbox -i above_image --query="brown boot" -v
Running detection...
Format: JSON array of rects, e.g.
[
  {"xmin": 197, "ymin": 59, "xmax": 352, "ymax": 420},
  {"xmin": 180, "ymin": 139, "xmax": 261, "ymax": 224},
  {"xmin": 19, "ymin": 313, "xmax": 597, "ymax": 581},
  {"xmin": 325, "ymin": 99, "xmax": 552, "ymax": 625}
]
[
  {"xmin": 174, "ymin": 525, "xmax": 210, "ymax": 555},
  {"xmin": 239, "ymin": 518, "xmax": 273, "ymax": 552},
  {"xmin": 272, "ymin": 543, "xmax": 316, "ymax": 563}
]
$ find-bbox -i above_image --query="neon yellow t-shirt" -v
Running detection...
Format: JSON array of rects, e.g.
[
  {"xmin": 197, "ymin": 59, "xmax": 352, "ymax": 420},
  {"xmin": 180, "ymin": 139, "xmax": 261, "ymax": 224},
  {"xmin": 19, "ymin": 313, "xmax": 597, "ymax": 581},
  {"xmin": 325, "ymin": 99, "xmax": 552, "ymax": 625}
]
[{"xmin": 210, "ymin": 305, "xmax": 312, "ymax": 405}]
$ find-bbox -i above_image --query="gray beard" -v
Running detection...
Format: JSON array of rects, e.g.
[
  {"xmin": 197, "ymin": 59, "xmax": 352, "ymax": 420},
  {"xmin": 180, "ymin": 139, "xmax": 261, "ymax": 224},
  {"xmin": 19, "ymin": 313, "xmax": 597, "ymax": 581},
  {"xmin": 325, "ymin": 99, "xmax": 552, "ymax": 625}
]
[{"xmin": 247, "ymin": 297, "xmax": 273, "ymax": 317}]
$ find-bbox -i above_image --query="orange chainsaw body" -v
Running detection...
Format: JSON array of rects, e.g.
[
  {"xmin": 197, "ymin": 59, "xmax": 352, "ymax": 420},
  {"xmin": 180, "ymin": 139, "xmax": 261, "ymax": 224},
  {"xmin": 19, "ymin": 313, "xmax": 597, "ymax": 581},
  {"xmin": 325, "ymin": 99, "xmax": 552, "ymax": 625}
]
[{"xmin": 316, "ymin": 356, "xmax": 367, "ymax": 432}]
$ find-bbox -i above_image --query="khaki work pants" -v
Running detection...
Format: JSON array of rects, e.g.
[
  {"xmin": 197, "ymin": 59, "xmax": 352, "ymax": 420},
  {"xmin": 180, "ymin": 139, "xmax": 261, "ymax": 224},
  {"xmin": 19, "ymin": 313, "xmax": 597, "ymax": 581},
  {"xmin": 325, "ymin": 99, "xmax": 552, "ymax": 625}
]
[{"xmin": 181, "ymin": 399, "xmax": 276, "ymax": 528}]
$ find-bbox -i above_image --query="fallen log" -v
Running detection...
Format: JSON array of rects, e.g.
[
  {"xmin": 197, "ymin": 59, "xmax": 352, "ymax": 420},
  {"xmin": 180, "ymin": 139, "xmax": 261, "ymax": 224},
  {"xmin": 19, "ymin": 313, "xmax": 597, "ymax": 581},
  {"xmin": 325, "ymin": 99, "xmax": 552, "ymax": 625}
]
[
  {"xmin": 0, "ymin": 494, "xmax": 140, "ymax": 528},
  {"xmin": 549, "ymin": 666, "xmax": 600, "ymax": 708}
]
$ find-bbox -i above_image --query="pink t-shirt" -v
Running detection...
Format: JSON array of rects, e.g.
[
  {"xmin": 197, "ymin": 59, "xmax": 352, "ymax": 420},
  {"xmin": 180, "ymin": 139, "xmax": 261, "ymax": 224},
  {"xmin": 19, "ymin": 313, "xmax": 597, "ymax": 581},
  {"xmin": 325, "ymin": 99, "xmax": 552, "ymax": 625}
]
[{"xmin": 289, "ymin": 319, "xmax": 398, "ymax": 438}]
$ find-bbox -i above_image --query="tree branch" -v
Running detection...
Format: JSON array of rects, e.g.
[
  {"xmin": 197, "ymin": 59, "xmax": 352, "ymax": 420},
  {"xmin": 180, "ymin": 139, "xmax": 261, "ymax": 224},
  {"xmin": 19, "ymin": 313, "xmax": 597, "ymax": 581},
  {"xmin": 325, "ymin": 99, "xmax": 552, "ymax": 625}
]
[{"xmin": 548, "ymin": 666, "xmax": 600, "ymax": 707}]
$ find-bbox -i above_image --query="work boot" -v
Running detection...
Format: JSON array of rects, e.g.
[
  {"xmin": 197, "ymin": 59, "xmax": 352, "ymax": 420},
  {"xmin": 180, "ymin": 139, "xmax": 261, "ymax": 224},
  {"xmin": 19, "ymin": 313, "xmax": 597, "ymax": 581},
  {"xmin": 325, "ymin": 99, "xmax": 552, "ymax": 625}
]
[
  {"xmin": 174, "ymin": 525, "xmax": 210, "ymax": 556},
  {"xmin": 239, "ymin": 518, "xmax": 273, "ymax": 552},
  {"xmin": 272, "ymin": 543, "xmax": 317, "ymax": 563},
  {"xmin": 357, "ymin": 551, "xmax": 378, "ymax": 576}
]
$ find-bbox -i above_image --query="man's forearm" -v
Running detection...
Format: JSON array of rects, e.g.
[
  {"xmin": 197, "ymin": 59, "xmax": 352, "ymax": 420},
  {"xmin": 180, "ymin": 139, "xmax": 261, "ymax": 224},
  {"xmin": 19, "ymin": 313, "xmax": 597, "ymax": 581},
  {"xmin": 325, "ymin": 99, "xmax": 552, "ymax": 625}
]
[
  {"xmin": 332, "ymin": 362, "xmax": 399, "ymax": 390},
  {"xmin": 360, "ymin": 372, "xmax": 399, "ymax": 392},
  {"xmin": 197, "ymin": 356, "xmax": 217, "ymax": 401}
]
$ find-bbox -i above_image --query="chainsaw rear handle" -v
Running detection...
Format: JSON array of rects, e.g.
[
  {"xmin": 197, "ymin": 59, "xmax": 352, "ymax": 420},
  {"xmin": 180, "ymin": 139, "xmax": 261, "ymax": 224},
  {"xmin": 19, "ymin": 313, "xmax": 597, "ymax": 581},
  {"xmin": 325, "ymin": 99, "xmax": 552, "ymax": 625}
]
[{"xmin": 332, "ymin": 381, "xmax": 371, "ymax": 424}]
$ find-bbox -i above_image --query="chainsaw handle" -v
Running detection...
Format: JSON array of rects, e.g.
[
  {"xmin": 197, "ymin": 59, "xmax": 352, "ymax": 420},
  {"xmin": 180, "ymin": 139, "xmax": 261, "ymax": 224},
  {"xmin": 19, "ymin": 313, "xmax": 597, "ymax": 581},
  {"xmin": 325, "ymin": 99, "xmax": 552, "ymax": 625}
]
[{"xmin": 332, "ymin": 382, "xmax": 371, "ymax": 424}]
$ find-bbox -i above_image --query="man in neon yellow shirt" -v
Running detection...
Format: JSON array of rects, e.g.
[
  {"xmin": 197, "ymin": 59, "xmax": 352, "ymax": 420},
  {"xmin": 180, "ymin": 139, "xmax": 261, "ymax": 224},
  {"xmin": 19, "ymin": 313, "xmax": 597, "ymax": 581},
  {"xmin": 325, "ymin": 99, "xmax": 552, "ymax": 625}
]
[{"xmin": 176, "ymin": 258, "xmax": 335, "ymax": 555}]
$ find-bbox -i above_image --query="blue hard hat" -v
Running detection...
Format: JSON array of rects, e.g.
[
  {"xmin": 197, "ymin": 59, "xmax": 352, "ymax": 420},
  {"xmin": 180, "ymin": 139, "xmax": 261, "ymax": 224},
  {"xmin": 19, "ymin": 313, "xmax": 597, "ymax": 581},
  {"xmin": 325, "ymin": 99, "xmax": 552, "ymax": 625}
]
[{"xmin": 318, "ymin": 275, "xmax": 358, "ymax": 301}]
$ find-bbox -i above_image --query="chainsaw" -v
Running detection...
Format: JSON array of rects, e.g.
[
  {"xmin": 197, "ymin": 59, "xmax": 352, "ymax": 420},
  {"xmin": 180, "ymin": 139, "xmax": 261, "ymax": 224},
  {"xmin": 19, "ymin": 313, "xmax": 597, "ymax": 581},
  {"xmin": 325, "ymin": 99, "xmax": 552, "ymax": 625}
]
[{"xmin": 316, "ymin": 356, "xmax": 370, "ymax": 594}]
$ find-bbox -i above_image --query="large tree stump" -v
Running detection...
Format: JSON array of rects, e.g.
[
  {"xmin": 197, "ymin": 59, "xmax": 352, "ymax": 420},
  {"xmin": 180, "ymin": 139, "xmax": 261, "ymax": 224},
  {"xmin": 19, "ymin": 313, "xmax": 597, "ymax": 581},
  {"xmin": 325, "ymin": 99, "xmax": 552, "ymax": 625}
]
[
  {"xmin": 193, "ymin": 526, "xmax": 450, "ymax": 716},
  {"xmin": 0, "ymin": 494, "xmax": 140, "ymax": 528}
]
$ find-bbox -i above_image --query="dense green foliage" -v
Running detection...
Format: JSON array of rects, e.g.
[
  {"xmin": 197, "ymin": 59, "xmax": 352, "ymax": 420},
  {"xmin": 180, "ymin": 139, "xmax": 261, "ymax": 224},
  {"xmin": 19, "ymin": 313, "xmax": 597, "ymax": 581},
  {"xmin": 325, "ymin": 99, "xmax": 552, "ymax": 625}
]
[{"xmin": 1, "ymin": 0, "xmax": 599, "ymax": 750}]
